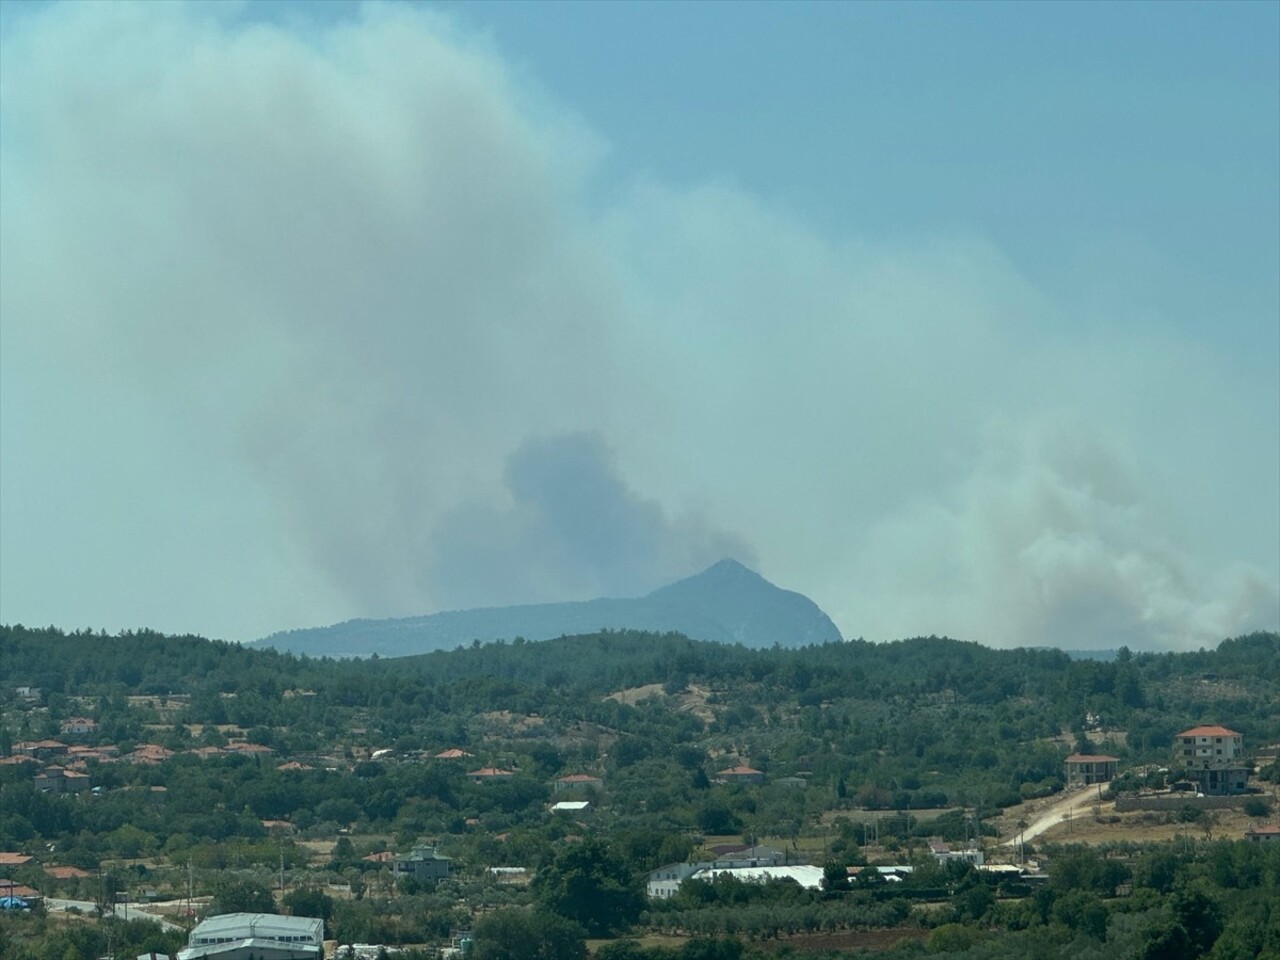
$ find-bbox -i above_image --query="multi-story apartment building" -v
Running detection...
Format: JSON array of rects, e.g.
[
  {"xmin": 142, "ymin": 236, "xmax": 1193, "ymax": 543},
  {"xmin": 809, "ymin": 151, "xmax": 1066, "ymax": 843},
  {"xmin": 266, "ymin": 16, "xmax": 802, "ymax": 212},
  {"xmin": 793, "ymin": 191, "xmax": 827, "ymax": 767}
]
[{"xmin": 1175, "ymin": 725, "xmax": 1250, "ymax": 795}]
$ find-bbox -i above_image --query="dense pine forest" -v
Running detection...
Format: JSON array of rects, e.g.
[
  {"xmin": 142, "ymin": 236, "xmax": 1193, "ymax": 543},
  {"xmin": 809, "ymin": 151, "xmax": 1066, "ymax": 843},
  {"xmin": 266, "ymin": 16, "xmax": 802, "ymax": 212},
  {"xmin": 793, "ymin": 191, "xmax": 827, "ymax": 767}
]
[{"xmin": 2, "ymin": 626, "xmax": 1279, "ymax": 959}]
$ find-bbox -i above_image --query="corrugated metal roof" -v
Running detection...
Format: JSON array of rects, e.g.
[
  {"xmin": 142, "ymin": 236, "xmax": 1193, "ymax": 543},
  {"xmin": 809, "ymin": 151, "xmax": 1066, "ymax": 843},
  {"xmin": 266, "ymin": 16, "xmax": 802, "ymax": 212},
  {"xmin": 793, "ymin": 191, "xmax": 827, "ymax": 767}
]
[
  {"xmin": 693, "ymin": 865, "xmax": 824, "ymax": 889},
  {"xmin": 190, "ymin": 912, "xmax": 322, "ymax": 939}
]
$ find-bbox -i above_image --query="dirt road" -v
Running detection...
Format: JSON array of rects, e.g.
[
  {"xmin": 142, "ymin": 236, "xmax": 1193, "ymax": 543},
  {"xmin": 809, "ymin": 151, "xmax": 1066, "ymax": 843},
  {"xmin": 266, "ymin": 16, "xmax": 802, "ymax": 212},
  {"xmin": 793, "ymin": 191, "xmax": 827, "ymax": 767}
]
[{"xmin": 999, "ymin": 782, "xmax": 1110, "ymax": 847}]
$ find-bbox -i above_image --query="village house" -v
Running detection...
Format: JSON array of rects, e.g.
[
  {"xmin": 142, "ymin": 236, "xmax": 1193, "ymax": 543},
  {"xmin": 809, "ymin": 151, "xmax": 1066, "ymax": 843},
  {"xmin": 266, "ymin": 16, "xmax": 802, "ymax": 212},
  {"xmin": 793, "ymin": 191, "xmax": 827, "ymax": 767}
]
[
  {"xmin": 44, "ymin": 865, "xmax": 91, "ymax": 881},
  {"xmin": 32, "ymin": 765, "xmax": 91, "ymax": 795},
  {"xmin": 1244, "ymin": 825, "xmax": 1280, "ymax": 844},
  {"xmin": 716, "ymin": 765, "xmax": 765, "ymax": 785},
  {"xmin": 1064, "ymin": 754, "xmax": 1120, "ymax": 786},
  {"xmin": 434, "ymin": 748, "xmax": 473, "ymax": 760},
  {"xmin": 12, "ymin": 740, "xmax": 69, "ymax": 762},
  {"xmin": 0, "ymin": 879, "xmax": 43, "ymax": 908},
  {"xmin": 392, "ymin": 846, "xmax": 451, "ymax": 883},
  {"xmin": 0, "ymin": 852, "xmax": 33, "ymax": 872},
  {"xmin": 467, "ymin": 767, "xmax": 515, "ymax": 783},
  {"xmin": 646, "ymin": 861, "xmax": 711, "ymax": 899},
  {"xmin": 1175, "ymin": 725, "xmax": 1251, "ymax": 796},
  {"xmin": 929, "ymin": 839, "xmax": 985, "ymax": 866},
  {"xmin": 59, "ymin": 717, "xmax": 97, "ymax": 737},
  {"xmin": 67, "ymin": 744, "xmax": 119, "ymax": 764},
  {"xmin": 126, "ymin": 744, "xmax": 175, "ymax": 765},
  {"xmin": 1178, "ymin": 725, "xmax": 1244, "ymax": 763}
]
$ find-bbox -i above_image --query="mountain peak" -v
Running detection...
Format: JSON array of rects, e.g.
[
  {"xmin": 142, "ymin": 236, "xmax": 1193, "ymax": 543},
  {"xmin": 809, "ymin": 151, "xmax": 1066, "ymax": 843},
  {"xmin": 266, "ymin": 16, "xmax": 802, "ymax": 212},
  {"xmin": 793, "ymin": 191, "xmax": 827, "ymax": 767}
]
[
  {"xmin": 704, "ymin": 557, "xmax": 759, "ymax": 577},
  {"xmin": 257, "ymin": 559, "xmax": 842, "ymax": 657},
  {"xmin": 647, "ymin": 557, "xmax": 764, "ymax": 597},
  {"xmin": 647, "ymin": 559, "xmax": 841, "ymax": 646}
]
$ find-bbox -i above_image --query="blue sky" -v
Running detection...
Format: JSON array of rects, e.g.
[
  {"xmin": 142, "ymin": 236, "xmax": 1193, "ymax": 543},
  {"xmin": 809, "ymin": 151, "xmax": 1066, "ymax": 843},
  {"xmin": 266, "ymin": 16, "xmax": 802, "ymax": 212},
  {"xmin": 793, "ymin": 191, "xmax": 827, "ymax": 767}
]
[{"xmin": 1, "ymin": 1, "xmax": 1276, "ymax": 649}]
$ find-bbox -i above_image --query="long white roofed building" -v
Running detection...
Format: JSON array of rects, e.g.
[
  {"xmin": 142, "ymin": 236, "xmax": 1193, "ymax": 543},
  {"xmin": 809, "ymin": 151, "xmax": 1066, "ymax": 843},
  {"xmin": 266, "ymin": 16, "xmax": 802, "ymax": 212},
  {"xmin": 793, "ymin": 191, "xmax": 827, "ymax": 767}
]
[{"xmin": 176, "ymin": 913, "xmax": 322, "ymax": 960}]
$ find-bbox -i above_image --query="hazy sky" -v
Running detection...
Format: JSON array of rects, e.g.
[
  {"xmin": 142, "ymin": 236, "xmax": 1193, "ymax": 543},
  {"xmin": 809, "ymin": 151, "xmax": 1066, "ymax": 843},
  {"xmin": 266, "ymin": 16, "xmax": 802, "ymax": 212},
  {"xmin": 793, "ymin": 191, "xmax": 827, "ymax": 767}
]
[{"xmin": 1, "ymin": 1, "xmax": 1277, "ymax": 650}]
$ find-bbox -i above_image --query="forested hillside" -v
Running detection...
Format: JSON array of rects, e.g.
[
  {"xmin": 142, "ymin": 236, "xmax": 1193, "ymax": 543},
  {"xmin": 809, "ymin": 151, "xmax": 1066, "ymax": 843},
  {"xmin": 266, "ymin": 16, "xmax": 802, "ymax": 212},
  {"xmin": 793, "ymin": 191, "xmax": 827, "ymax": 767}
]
[{"xmin": 2, "ymin": 626, "xmax": 1278, "ymax": 959}]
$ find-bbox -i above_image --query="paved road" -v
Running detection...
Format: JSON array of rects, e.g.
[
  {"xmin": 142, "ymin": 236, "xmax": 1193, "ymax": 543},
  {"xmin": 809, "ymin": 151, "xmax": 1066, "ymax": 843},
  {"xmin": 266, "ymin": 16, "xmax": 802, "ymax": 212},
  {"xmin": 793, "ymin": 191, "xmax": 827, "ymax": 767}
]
[{"xmin": 45, "ymin": 897, "xmax": 185, "ymax": 933}]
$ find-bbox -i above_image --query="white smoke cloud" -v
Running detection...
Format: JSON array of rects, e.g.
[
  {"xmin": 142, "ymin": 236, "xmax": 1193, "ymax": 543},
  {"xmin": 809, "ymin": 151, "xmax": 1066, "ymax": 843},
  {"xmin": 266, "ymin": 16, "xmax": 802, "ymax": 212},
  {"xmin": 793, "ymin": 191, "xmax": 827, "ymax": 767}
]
[
  {"xmin": 845, "ymin": 416, "xmax": 1279, "ymax": 649},
  {"xmin": 1, "ymin": 2, "xmax": 1275, "ymax": 646}
]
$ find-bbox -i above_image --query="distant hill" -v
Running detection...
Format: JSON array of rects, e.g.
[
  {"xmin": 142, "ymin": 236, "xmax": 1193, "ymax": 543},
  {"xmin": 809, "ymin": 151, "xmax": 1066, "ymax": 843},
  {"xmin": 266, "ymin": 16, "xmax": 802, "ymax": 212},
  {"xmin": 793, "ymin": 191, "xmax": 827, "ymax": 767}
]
[{"xmin": 253, "ymin": 559, "xmax": 843, "ymax": 658}]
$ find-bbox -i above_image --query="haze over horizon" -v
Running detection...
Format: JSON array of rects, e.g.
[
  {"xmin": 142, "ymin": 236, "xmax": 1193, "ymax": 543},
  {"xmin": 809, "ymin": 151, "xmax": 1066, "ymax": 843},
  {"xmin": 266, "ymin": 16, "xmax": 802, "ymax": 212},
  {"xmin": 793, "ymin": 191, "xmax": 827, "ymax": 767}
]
[{"xmin": 1, "ymin": 1, "xmax": 1277, "ymax": 651}]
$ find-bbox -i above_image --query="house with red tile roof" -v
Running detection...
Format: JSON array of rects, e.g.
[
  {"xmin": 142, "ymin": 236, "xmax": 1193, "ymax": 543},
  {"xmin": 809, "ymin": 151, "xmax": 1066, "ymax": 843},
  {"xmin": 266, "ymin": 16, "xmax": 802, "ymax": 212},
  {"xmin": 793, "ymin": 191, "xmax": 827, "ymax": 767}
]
[
  {"xmin": 1244, "ymin": 825, "xmax": 1280, "ymax": 843},
  {"xmin": 0, "ymin": 853, "xmax": 33, "ymax": 870},
  {"xmin": 434, "ymin": 748, "xmax": 473, "ymax": 760},
  {"xmin": 67, "ymin": 744, "xmax": 118, "ymax": 762},
  {"xmin": 59, "ymin": 717, "xmax": 97, "ymax": 737},
  {"xmin": 1178, "ymin": 726, "xmax": 1244, "ymax": 758},
  {"xmin": 13, "ymin": 740, "xmax": 69, "ymax": 761},
  {"xmin": 33, "ymin": 765, "xmax": 91, "ymax": 795},
  {"xmin": 467, "ymin": 767, "xmax": 515, "ymax": 783},
  {"xmin": 0, "ymin": 880, "xmax": 42, "ymax": 902},
  {"xmin": 716, "ymin": 765, "xmax": 765, "ymax": 785},
  {"xmin": 44, "ymin": 865, "xmax": 91, "ymax": 880},
  {"xmin": 126, "ymin": 744, "xmax": 175, "ymax": 765},
  {"xmin": 1175, "ymin": 724, "xmax": 1250, "ymax": 795}
]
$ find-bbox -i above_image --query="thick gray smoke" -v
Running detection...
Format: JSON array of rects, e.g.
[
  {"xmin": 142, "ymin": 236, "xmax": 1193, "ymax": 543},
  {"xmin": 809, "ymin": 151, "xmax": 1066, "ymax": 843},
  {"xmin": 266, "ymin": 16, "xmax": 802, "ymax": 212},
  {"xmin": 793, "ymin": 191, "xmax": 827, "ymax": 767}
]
[
  {"xmin": 432, "ymin": 432, "xmax": 757, "ymax": 609},
  {"xmin": 1, "ymin": 2, "xmax": 1275, "ymax": 647}
]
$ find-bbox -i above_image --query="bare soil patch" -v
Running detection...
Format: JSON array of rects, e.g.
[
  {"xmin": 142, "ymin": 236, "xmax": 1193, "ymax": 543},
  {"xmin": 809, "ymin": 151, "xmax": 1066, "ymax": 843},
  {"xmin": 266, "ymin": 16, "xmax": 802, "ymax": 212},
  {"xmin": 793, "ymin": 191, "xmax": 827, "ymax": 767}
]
[
  {"xmin": 1035, "ymin": 805, "xmax": 1261, "ymax": 845},
  {"xmin": 603, "ymin": 683, "xmax": 715, "ymax": 724},
  {"xmin": 604, "ymin": 683, "xmax": 667, "ymax": 706}
]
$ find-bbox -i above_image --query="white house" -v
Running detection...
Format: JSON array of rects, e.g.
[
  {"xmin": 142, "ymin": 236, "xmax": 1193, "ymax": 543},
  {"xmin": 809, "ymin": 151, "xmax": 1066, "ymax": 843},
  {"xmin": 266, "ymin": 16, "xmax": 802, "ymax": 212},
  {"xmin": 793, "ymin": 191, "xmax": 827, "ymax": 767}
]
[
  {"xmin": 1177, "ymin": 725, "xmax": 1244, "ymax": 764},
  {"xmin": 1175, "ymin": 725, "xmax": 1250, "ymax": 796},
  {"xmin": 928, "ymin": 839, "xmax": 984, "ymax": 866},
  {"xmin": 647, "ymin": 861, "xmax": 710, "ymax": 899}
]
